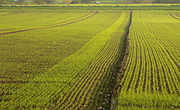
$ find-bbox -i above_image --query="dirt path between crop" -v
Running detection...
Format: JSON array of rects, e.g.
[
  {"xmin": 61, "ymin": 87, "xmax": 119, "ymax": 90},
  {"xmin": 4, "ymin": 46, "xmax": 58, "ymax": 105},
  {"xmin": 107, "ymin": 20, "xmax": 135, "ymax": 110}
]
[
  {"xmin": 0, "ymin": 11, "xmax": 98, "ymax": 36},
  {"xmin": 110, "ymin": 11, "xmax": 132, "ymax": 110}
]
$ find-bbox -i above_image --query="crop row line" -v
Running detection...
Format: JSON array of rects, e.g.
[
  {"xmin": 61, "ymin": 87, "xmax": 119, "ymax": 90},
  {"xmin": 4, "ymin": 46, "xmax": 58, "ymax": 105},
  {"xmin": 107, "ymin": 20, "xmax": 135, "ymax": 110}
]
[
  {"xmin": 118, "ymin": 11, "xmax": 179, "ymax": 95},
  {"xmin": 55, "ymin": 12, "xmax": 130, "ymax": 109}
]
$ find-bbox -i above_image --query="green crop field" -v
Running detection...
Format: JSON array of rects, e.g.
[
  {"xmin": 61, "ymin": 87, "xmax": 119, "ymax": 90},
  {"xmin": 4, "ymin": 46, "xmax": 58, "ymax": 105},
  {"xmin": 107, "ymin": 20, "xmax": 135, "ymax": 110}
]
[
  {"xmin": 0, "ymin": 9, "xmax": 131, "ymax": 109},
  {"xmin": 0, "ymin": 6, "xmax": 180, "ymax": 110},
  {"xmin": 116, "ymin": 10, "xmax": 180, "ymax": 109}
]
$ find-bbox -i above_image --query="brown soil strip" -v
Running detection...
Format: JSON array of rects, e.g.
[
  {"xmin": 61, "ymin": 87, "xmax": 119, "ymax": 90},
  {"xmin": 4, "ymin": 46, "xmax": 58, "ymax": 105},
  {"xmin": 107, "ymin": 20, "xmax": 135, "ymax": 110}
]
[
  {"xmin": 117, "ymin": 41, "xmax": 133, "ymax": 92},
  {"xmin": 0, "ymin": 11, "xmax": 98, "ymax": 36},
  {"xmin": 116, "ymin": 11, "xmax": 133, "ymax": 93}
]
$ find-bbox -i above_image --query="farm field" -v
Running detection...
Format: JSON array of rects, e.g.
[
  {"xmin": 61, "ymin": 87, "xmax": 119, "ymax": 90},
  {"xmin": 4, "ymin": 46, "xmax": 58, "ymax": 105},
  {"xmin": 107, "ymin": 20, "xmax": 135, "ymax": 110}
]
[
  {"xmin": 117, "ymin": 10, "xmax": 180, "ymax": 109},
  {"xmin": 0, "ymin": 9, "xmax": 130, "ymax": 109},
  {"xmin": 0, "ymin": 8, "xmax": 180, "ymax": 110}
]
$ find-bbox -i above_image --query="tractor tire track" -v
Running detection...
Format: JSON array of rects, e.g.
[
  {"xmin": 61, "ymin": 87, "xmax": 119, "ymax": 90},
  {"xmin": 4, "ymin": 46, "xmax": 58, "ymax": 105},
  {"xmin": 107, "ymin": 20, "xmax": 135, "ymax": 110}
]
[
  {"xmin": 169, "ymin": 13, "xmax": 180, "ymax": 20},
  {"xmin": 0, "ymin": 11, "xmax": 98, "ymax": 36}
]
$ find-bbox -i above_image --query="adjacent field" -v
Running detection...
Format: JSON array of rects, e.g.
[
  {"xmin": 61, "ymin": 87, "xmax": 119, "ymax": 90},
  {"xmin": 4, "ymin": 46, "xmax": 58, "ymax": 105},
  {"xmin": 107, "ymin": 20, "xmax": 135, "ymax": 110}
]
[
  {"xmin": 0, "ymin": 9, "xmax": 130, "ymax": 109},
  {"xmin": 117, "ymin": 10, "xmax": 180, "ymax": 109},
  {"xmin": 0, "ymin": 9, "xmax": 120, "ymax": 81}
]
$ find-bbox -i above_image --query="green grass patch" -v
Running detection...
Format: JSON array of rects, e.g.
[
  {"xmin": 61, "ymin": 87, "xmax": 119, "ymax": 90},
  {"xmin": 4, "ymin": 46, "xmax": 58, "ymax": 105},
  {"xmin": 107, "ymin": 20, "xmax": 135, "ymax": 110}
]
[{"xmin": 118, "ymin": 93, "xmax": 180, "ymax": 109}]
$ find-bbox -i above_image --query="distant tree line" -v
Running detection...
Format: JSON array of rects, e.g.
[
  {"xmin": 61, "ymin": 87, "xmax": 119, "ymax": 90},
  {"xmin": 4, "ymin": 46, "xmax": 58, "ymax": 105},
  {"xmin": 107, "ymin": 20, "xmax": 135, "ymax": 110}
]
[
  {"xmin": 0, "ymin": 0, "xmax": 92, "ymax": 4},
  {"xmin": 0, "ymin": 0, "xmax": 180, "ymax": 4},
  {"xmin": 0, "ymin": 0, "xmax": 56, "ymax": 4},
  {"xmin": 121, "ymin": 0, "xmax": 180, "ymax": 3}
]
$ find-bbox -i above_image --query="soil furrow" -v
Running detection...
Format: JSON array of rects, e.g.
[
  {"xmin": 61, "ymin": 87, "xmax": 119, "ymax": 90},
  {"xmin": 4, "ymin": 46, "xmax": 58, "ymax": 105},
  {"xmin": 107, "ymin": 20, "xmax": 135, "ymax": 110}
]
[
  {"xmin": 152, "ymin": 49, "xmax": 162, "ymax": 93},
  {"xmin": 161, "ymin": 65, "xmax": 170, "ymax": 93},
  {"xmin": 143, "ymin": 47, "xmax": 147, "ymax": 92},
  {"xmin": 141, "ymin": 28, "xmax": 154, "ymax": 93}
]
